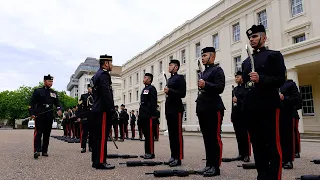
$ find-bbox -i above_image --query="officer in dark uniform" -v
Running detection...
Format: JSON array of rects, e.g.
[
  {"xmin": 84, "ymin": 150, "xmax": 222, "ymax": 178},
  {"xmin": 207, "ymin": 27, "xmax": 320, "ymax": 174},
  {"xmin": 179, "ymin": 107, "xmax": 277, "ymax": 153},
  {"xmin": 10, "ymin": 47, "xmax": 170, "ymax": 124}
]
[
  {"xmin": 231, "ymin": 71, "xmax": 250, "ymax": 162},
  {"xmin": 119, "ymin": 104, "xmax": 126, "ymax": 142},
  {"xmin": 130, "ymin": 110, "xmax": 136, "ymax": 139},
  {"xmin": 153, "ymin": 105, "xmax": 160, "ymax": 141},
  {"xmin": 29, "ymin": 74, "xmax": 63, "ymax": 159},
  {"xmin": 242, "ymin": 24, "xmax": 286, "ymax": 180},
  {"xmin": 124, "ymin": 108, "xmax": 129, "ymax": 139},
  {"xmin": 279, "ymin": 77, "xmax": 302, "ymax": 169},
  {"xmin": 91, "ymin": 54, "xmax": 115, "ymax": 170},
  {"xmin": 164, "ymin": 59, "xmax": 186, "ymax": 167},
  {"xmin": 196, "ymin": 47, "xmax": 225, "ymax": 177},
  {"xmin": 139, "ymin": 73, "xmax": 158, "ymax": 159},
  {"xmin": 110, "ymin": 105, "xmax": 120, "ymax": 140},
  {"xmin": 78, "ymin": 84, "xmax": 94, "ymax": 153}
]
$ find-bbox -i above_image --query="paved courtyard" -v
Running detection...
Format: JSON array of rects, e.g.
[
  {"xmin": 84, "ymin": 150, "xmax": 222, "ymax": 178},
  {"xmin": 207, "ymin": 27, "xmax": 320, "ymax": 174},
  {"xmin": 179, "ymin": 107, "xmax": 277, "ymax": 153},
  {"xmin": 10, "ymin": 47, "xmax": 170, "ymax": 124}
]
[{"xmin": 0, "ymin": 129, "xmax": 319, "ymax": 180}]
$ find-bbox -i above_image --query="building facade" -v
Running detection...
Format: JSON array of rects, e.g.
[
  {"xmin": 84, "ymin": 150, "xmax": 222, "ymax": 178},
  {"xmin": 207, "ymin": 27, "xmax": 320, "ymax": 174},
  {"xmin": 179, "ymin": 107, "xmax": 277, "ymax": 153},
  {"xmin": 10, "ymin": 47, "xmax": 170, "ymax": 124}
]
[
  {"xmin": 121, "ymin": 0, "xmax": 320, "ymax": 133},
  {"xmin": 67, "ymin": 57, "xmax": 122, "ymax": 106}
]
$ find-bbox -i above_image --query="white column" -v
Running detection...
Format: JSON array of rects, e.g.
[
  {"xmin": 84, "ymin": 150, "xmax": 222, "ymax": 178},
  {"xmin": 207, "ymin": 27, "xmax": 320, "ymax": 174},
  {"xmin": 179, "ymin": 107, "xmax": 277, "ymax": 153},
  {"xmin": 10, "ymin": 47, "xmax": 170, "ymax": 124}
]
[{"xmin": 287, "ymin": 68, "xmax": 304, "ymax": 133}]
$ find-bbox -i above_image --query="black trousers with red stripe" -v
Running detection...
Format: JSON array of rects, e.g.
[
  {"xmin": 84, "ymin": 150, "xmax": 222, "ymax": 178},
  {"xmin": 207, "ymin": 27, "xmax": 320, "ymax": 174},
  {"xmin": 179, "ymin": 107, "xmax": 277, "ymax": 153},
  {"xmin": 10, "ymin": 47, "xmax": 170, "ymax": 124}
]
[
  {"xmin": 233, "ymin": 118, "xmax": 251, "ymax": 157},
  {"xmin": 34, "ymin": 117, "xmax": 53, "ymax": 153},
  {"xmin": 197, "ymin": 110, "xmax": 223, "ymax": 167},
  {"xmin": 280, "ymin": 109, "xmax": 295, "ymax": 163},
  {"xmin": 141, "ymin": 117, "xmax": 155, "ymax": 155},
  {"xmin": 246, "ymin": 109, "xmax": 282, "ymax": 180},
  {"xmin": 119, "ymin": 121, "xmax": 125, "ymax": 140},
  {"xmin": 91, "ymin": 111, "xmax": 112, "ymax": 164},
  {"xmin": 294, "ymin": 118, "xmax": 301, "ymax": 154},
  {"xmin": 166, "ymin": 112, "xmax": 184, "ymax": 160}
]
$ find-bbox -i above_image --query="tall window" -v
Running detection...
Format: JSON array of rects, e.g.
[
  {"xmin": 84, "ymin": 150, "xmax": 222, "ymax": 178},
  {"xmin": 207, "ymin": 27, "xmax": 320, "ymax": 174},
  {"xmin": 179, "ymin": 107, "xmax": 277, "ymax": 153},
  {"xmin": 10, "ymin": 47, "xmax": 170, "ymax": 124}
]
[
  {"xmin": 300, "ymin": 85, "xmax": 314, "ymax": 116},
  {"xmin": 181, "ymin": 49, "xmax": 186, "ymax": 64},
  {"xmin": 129, "ymin": 93, "xmax": 132, "ymax": 103},
  {"xmin": 129, "ymin": 76, "xmax": 132, "ymax": 86},
  {"xmin": 234, "ymin": 56, "xmax": 242, "ymax": 73},
  {"xmin": 159, "ymin": 61, "xmax": 163, "ymax": 72},
  {"xmin": 233, "ymin": 23, "xmax": 240, "ymax": 42},
  {"xmin": 258, "ymin": 10, "xmax": 268, "ymax": 28},
  {"xmin": 294, "ymin": 34, "xmax": 306, "ymax": 44},
  {"xmin": 151, "ymin": 66, "xmax": 154, "ymax": 75},
  {"xmin": 291, "ymin": 0, "xmax": 303, "ymax": 17},
  {"xmin": 123, "ymin": 79, "xmax": 126, "ymax": 88},
  {"xmin": 212, "ymin": 34, "xmax": 219, "ymax": 49},
  {"xmin": 196, "ymin": 42, "xmax": 201, "ymax": 59},
  {"xmin": 136, "ymin": 90, "xmax": 139, "ymax": 101},
  {"xmin": 136, "ymin": 72, "xmax": 139, "ymax": 83},
  {"xmin": 159, "ymin": 82, "xmax": 163, "ymax": 90},
  {"xmin": 123, "ymin": 95, "xmax": 126, "ymax": 104},
  {"xmin": 183, "ymin": 103, "xmax": 187, "ymax": 122}
]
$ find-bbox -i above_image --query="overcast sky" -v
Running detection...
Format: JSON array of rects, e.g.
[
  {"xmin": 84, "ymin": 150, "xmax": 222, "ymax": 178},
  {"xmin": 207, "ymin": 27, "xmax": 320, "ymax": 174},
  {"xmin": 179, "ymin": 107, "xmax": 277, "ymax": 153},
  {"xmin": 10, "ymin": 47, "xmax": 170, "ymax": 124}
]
[{"xmin": 0, "ymin": 0, "xmax": 219, "ymax": 93}]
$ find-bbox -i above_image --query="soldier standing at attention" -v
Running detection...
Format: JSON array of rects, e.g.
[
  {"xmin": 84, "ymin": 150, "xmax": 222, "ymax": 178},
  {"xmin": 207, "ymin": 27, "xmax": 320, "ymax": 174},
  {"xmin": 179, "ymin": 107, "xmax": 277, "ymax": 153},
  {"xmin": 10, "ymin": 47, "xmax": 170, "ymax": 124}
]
[
  {"xmin": 231, "ymin": 71, "xmax": 251, "ymax": 162},
  {"xmin": 196, "ymin": 47, "xmax": 225, "ymax": 177},
  {"xmin": 242, "ymin": 24, "xmax": 286, "ymax": 180},
  {"xmin": 29, "ymin": 74, "xmax": 63, "ymax": 159},
  {"xmin": 130, "ymin": 110, "xmax": 136, "ymax": 139},
  {"xmin": 164, "ymin": 59, "xmax": 186, "ymax": 167},
  {"xmin": 119, "ymin": 104, "xmax": 126, "ymax": 142},
  {"xmin": 91, "ymin": 54, "xmax": 115, "ymax": 170},
  {"xmin": 139, "ymin": 73, "xmax": 158, "ymax": 159}
]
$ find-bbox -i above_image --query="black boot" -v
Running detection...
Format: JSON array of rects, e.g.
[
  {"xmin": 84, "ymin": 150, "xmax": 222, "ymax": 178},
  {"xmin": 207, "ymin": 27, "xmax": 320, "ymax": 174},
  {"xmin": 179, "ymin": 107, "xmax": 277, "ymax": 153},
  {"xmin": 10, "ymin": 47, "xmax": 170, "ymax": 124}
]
[
  {"xmin": 203, "ymin": 167, "xmax": 220, "ymax": 177},
  {"xmin": 34, "ymin": 152, "xmax": 40, "ymax": 159},
  {"xmin": 81, "ymin": 148, "xmax": 86, "ymax": 153},
  {"xmin": 95, "ymin": 163, "xmax": 115, "ymax": 170},
  {"xmin": 243, "ymin": 156, "xmax": 250, "ymax": 162},
  {"xmin": 198, "ymin": 166, "xmax": 211, "ymax": 175},
  {"xmin": 283, "ymin": 161, "xmax": 293, "ymax": 169},
  {"xmin": 169, "ymin": 159, "xmax": 181, "ymax": 167},
  {"xmin": 295, "ymin": 153, "xmax": 300, "ymax": 158},
  {"xmin": 164, "ymin": 157, "xmax": 175, "ymax": 165},
  {"xmin": 42, "ymin": 152, "xmax": 48, "ymax": 157},
  {"xmin": 140, "ymin": 154, "xmax": 155, "ymax": 159}
]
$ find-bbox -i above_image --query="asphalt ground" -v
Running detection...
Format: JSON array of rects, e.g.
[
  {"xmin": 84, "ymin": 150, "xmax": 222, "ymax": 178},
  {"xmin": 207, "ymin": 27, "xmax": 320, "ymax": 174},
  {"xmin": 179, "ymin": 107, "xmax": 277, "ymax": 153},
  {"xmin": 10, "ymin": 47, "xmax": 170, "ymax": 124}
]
[{"xmin": 0, "ymin": 129, "xmax": 319, "ymax": 180}]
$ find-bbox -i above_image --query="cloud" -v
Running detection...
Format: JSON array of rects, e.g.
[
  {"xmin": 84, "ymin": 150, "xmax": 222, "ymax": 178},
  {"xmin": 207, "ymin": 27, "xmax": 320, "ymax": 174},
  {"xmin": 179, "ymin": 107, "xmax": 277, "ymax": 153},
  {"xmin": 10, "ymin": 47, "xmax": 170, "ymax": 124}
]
[{"xmin": 0, "ymin": 0, "xmax": 218, "ymax": 92}]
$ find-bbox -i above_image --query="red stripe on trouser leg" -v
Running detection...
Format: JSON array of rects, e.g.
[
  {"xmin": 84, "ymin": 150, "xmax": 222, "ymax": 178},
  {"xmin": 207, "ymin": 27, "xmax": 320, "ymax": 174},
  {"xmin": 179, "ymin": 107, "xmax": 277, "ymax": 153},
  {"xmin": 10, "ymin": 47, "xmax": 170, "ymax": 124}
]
[
  {"xmin": 275, "ymin": 109, "xmax": 282, "ymax": 180},
  {"xmin": 248, "ymin": 133, "xmax": 251, "ymax": 156},
  {"xmin": 217, "ymin": 111, "xmax": 223, "ymax": 166},
  {"xmin": 178, "ymin": 112, "xmax": 183, "ymax": 160},
  {"xmin": 149, "ymin": 118, "xmax": 154, "ymax": 154},
  {"xmin": 100, "ymin": 112, "xmax": 107, "ymax": 164}
]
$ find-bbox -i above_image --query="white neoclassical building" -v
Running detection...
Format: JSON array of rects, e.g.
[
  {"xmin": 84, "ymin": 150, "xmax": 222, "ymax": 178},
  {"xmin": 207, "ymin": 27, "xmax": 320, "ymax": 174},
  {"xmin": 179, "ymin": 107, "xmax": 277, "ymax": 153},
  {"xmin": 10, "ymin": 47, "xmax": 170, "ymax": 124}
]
[{"xmin": 121, "ymin": 0, "xmax": 320, "ymax": 133}]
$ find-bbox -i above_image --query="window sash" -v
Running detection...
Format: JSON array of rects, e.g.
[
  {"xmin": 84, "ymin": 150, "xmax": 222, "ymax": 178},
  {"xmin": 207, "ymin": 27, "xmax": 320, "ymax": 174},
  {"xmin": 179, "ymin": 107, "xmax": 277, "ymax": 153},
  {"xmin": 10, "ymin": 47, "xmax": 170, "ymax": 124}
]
[
  {"xmin": 291, "ymin": 0, "xmax": 303, "ymax": 16},
  {"xmin": 258, "ymin": 10, "xmax": 267, "ymax": 28},
  {"xmin": 233, "ymin": 24, "xmax": 240, "ymax": 42}
]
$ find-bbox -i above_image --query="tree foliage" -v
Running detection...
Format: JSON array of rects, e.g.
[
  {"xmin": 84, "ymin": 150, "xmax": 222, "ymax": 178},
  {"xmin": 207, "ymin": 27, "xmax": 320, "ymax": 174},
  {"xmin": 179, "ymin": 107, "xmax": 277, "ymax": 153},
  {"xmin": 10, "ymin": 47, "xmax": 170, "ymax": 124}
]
[{"xmin": 0, "ymin": 83, "xmax": 77, "ymax": 126}]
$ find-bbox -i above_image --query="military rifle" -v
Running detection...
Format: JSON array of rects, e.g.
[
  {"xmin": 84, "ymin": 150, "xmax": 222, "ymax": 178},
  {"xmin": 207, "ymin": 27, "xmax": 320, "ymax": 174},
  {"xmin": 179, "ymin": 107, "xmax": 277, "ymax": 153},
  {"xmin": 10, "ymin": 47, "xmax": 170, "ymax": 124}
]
[
  {"xmin": 311, "ymin": 159, "xmax": 320, "ymax": 164},
  {"xmin": 237, "ymin": 163, "xmax": 256, "ymax": 169},
  {"xmin": 119, "ymin": 161, "xmax": 165, "ymax": 167},
  {"xmin": 107, "ymin": 154, "xmax": 138, "ymax": 159},
  {"xmin": 145, "ymin": 169, "xmax": 201, "ymax": 177},
  {"xmin": 296, "ymin": 175, "xmax": 320, "ymax": 180}
]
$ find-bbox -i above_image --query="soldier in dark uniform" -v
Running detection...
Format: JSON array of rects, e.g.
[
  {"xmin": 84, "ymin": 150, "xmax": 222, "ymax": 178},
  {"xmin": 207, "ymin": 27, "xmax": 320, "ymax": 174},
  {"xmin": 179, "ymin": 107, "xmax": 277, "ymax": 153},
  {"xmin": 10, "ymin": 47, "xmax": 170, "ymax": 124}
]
[
  {"xmin": 196, "ymin": 47, "xmax": 225, "ymax": 177},
  {"xmin": 231, "ymin": 71, "xmax": 250, "ymax": 162},
  {"xmin": 279, "ymin": 77, "xmax": 302, "ymax": 169},
  {"xmin": 91, "ymin": 54, "xmax": 115, "ymax": 170},
  {"xmin": 124, "ymin": 108, "xmax": 129, "ymax": 139},
  {"xmin": 29, "ymin": 74, "xmax": 63, "ymax": 159},
  {"xmin": 110, "ymin": 105, "xmax": 120, "ymax": 140},
  {"xmin": 164, "ymin": 59, "xmax": 186, "ymax": 167},
  {"xmin": 119, "ymin": 104, "xmax": 126, "ymax": 142},
  {"xmin": 130, "ymin": 110, "xmax": 136, "ymax": 139},
  {"xmin": 153, "ymin": 105, "xmax": 160, "ymax": 141},
  {"xmin": 139, "ymin": 73, "xmax": 158, "ymax": 159},
  {"xmin": 78, "ymin": 84, "xmax": 94, "ymax": 153},
  {"xmin": 242, "ymin": 24, "xmax": 286, "ymax": 180}
]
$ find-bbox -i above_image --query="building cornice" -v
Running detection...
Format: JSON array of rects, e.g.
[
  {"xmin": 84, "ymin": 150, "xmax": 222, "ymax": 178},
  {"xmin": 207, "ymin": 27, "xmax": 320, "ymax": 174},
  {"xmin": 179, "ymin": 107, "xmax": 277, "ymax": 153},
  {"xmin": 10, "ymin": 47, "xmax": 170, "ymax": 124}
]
[{"xmin": 280, "ymin": 37, "xmax": 320, "ymax": 56}]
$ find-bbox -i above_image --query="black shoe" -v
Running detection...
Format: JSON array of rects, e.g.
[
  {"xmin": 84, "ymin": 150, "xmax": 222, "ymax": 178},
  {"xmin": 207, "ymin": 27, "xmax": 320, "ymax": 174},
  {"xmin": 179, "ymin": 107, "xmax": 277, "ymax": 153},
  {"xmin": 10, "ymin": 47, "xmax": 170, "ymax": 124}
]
[
  {"xmin": 95, "ymin": 163, "xmax": 115, "ymax": 170},
  {"xmin": 169, "ymin": 159, "xmax": 181, "ymax": 167},
  {"xmin": 283, "ymin": 161, "xmax": 293, "ymax": 169},
  {"xmin": 243, "ymin": 156, "xmax": 250, "ymax": 162},
  {"xmin": 295, "ymin": 153, "xmax": 300, "ymax": 158},
  {"xmin": 140, "ymin": 154, "xmax": 155, "ymax": 159},
  {"xmin": 203, "ymin": 167, "xmax": 220, "ymax": 177},
  {"xmin": 92, "ymin": 163, "xmax": 97, "ymax": 168},
  {"xmin": 81, "ymin": 148, "xmax": 86, "ymax": 153},
  {"xmin": 42, "ymin": 152, "xmax": 48, "ymax": 157},
  {"xmin": 198, "ymin": 166, "xmax": 211, "ymax": 175},
  {"xmin": 34, "ymin": 152, "xmax": 40, "ymax": 159},
  {"xmin": 89, "ymin": 147, "xmax": 92, "ymax": 152},
  {"xmin": 164, "ymin": 157, "xmax": 175, "ymax": 165}
]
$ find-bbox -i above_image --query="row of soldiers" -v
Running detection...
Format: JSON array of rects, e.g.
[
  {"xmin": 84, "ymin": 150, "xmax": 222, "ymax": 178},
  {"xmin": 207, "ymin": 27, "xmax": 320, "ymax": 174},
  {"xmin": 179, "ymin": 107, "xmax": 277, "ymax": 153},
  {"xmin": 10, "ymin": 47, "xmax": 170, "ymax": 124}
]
[{"xmin": 29, "ymin": 23, "xmax": 305, "ymax": 179}]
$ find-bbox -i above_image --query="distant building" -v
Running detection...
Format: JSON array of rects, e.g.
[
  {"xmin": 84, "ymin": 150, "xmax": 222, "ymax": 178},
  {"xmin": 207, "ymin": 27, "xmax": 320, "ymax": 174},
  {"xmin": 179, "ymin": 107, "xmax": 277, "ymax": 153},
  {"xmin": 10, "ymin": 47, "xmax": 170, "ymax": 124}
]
[{"xmin": 67, "ymin": 57, "xmax": 122, "ymax": 106}]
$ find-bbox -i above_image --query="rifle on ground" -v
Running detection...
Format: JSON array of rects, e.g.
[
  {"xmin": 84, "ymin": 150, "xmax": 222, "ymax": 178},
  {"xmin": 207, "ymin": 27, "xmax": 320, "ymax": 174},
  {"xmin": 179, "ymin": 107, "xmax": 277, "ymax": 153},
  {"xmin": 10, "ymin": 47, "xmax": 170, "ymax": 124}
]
[
  {"xmin": 119, "ymin": 161, "xmax": 164, "ymax": 167},
  {"xmin": 296, "ymin": 175, "xmax": 320, "ymax": 180},
  {"xmin": 311, "ymin": 159, "xmax": 320, "ymax": 164},
  {"xmin": 107, "ymin": 154, "xmax": 138, "ymax": 159},
  {"xmin": 145, "ymin": 169, "xmax": 201, "ymax": 177},
  {"xmin": 237, "ymin": 163, "xmax": 256, "ymax": 169}
]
